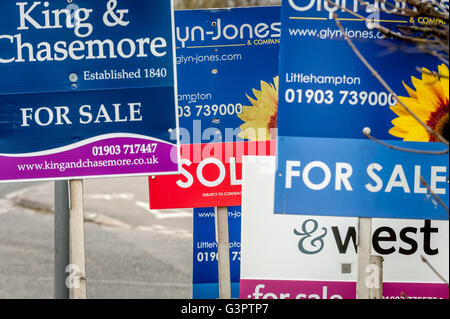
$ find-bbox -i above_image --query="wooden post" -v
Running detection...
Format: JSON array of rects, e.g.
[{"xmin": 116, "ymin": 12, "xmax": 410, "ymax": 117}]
[
  {"xmin": 356, "ymin": 217, "xmax": 372, "ymax": 299},
  {"xmin": 215, "ymin": 206, "xmax": 231, "ymax": 299},
  {"xmin": 69, "ymin": 179, "xmax": 87, "ymax": 299}
]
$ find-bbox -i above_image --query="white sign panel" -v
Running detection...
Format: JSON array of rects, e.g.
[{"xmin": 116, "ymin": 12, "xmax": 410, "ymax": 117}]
[{"xmin": 240, "ymin": 156, "xmax": 449, "ymax": 299}]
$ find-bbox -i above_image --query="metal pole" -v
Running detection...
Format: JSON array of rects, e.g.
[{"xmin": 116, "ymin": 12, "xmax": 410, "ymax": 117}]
[
  {"xmin": 216, "ymin": 206, "xmax": 231, "ymax": 299},
  {"xmin": 69, "ymin": 179, "xmax": 87, "ymax": 299},
  {"xmin": 369, "ymin": 255, "xmax": 383, "ymax": 299},
  {"xmin": 356, "ymin": 217, "xmax": 372, "ymax": 299},
  {"xmin": 54, "ymin": 180, "xmax": 70, "ymax": 299}
]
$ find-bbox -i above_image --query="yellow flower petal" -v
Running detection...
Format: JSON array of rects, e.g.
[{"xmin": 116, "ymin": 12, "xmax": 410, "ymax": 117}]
[
  {"xmin": 388, "ymin": 126, "xmax": 407, "ymax": 138},
  {"xmin": 421, "ymin": 67, "xmax": 446, "ymax": 102},
  {"xmin": 403, "ymin": 82, "xmax": 417, "ymax": 99},
  {"xmin": 238, "ymin": 76, "xmax": 279, "ymax": 141},
  {"xmin": 397, "ymin": 97, "xmax": 432, "ymax": 119},
  {"xmin": 403, "ymin": 126, "xmax": 429, "ymax": 142},
  {"xmin": 391, "ymin": 115, "xmax": 423, "ymax": 129},
  {"xmin": 438, "ymin": 64, "xmax": 449, "ymax": 100},
  {"xmin": 389, "ymin": 64, "xmax": 448, "ymax": 142}
]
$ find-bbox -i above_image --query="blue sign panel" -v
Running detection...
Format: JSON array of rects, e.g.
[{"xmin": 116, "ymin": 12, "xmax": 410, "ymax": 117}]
[
  {"xmin": 193, "ymin": 206, "xmax": 241, "ymax": 299},
  {"xmin": 174, "ymin": 6, "xmax": 280, "ymax": 143},
  {"xmin": 275, "ymin": 136, "xmax": 449, "ymax": 220},
  {"xmin": 274, "ymin": 1, "xmax": 449, "ymax": 219},
  {"xmin": 0, "ymin": 0, "xmax": 174, "ymax": 93},
  {"xmin": 0, "ymin": 0, "xmax": 179, "ymax": 182}
]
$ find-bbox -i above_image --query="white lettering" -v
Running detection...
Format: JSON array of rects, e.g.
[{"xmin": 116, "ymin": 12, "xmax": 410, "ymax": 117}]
[
  {"xmin": 366, "ymin": 163, "xmax": 383, "ymax": 192},
  {"xmin": 431, "ymin": 166, "xmax": 447, "ymax": 195},
  {"xmin": 197, "ymin": 158, "xmax": 226, "ymax": 187},
  {"xmin": 385, "ymin": 164, "xmax": 411, "ymax": 193},
  {"xmin": 302, "ymin": 161, "xmax": 331, "ymax": 191},
  {"xmin": 414, "ymin": 165, "xmax": 428, "ymax": 194},
  {"xmin": 335, "ymin": 162, "xmax": 353, "ymax": 191},
  {"xmin": 285, "ymin": 160, "xmax": 301, "ymax": 189},
  {"xmin": 176, "ymin": 159, "xmax": 194, "ymax": 188}
]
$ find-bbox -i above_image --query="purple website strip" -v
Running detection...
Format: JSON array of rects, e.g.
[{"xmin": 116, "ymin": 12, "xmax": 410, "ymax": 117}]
[{"xmin": 0, "ymin": 134, "xmax": 179, "ymax": 182}]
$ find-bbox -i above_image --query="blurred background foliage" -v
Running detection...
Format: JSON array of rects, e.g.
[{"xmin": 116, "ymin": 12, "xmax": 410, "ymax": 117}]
[{"xmin": 175, "ymin": 0, "xmax": 281, "ymax": 9}]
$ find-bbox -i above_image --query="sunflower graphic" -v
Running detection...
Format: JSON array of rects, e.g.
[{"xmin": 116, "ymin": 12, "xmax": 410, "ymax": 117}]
[
  {"xmin": 237, "ymin": 76, "xmax": 278, "ymax": 141},
  {"xmin": 389, "ymin": 64, "xmax": 449, "ymax": 142}
]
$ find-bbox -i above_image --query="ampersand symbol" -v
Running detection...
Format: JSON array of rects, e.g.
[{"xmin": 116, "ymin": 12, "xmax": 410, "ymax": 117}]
[
  {"xmin": 103, "ymin": 0, "xmax": 129, "ymax": 27},
  {"xmin": 293, "ymin": 219, "xmax": 328, "ymax": 255}
]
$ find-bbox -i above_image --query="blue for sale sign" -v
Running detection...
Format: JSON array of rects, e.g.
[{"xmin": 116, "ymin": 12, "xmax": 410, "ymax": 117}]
[
  {"xmin": 0, "ymin": 0, "xmax": 179, "ymax": 182},
  {"xmin": 173, "ymin": 6, "xmax": 281, "ymax": 299},
  {"xmin": 193, "ymin": 206, "xmax": 242, "ymax": 299},
  {"xmin": 277, "ymin": 0, "xmax": 447, "ymax": 140},
  {"xmin": 275, "ymin": 136, "xmax": 449, "ymax": 220},
  {"xmin": 174, "ymin": 6, "xmax": 280, "ymax": 144},
  {"xmin": 274, "ymin": 0, "xmax": 449, "ymax": 219}
]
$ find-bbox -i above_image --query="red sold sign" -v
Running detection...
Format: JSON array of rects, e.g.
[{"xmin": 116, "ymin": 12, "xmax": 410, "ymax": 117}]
[{"xmin": 149, "ymin": 140, "xmax": 275, "ymax": 209}]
